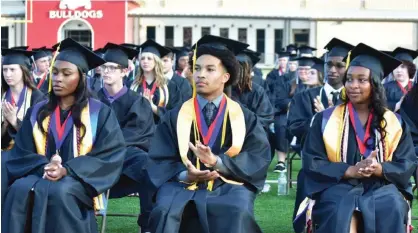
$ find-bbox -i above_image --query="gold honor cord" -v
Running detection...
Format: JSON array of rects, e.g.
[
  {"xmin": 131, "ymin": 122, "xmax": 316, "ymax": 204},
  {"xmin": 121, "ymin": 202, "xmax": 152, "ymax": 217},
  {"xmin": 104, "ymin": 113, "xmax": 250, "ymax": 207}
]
[{"xmin": 48, "ymin": 42, "xmax": 62, "ymax": 93}]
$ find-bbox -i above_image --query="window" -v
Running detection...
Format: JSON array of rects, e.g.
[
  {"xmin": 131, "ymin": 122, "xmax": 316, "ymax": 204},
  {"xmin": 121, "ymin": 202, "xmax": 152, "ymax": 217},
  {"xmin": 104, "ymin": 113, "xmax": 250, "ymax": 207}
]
[
  {"xmin": 293, "ymin": 29, "xmax": 310, "ymax": 46},
  {"xmin": 65, "ymin": 30, "xmax": 92, "ymax": 47},
  {"xmin": 1, "ymin": 27, "xmax": 8, "ymax": 48},
  {"xmin": 201, "ymin": 27, "xmax": 211, "ymax": 37},
  {"xmin": 165, "ymin": 26, "xmax": 174, "ymax": 47},
  {"xmin": 256, "ymin": 29, "xmax": 265, "ymax": 63},
  {"xmin": 238, "ymin": 28, "xmax": 247, "ymax": 43},
  {"xmin": 147, "ymin": 26, "xmax": 156, "ymax": 40},
  {"xmin": 274, "ymin": 29, "xmax": 283, "ymax": 54},
  {"xmin": 220, "ymin": 28, "xmax": 229, "ymax": 38},
  {"xmin": 183, "ymin": 27, "xmax": 192, "ymax": 47}
]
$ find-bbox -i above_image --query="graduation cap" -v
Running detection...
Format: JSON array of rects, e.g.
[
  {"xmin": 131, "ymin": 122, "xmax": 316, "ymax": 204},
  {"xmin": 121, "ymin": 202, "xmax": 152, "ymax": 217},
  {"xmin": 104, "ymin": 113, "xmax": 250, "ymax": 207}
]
[
  {"xmin": 137, "ymin": 40, "xmax": 170, "ymax": 58},
  {"xmin": 93, "ymin": 48, "xmax": 105, "ymax": 58},
  {"xmin": 324, "ymin": 38, "xmax": 354, "ymax": 57},
  {"xmin": 236, "ymin": 49, "xmax": 261, "ymax": 67},
  {"xmin": 278, "ymin": 51, "xmax": 291, "ymax": 58},
  {"xmin": 32, "ymin": 46, "xmax": 51, "ymax": 61},
  {"xmin": 286, "ymin": 44, "xmax": 298, "ymax": 55},
  {"xmin": 298, "ymin": 45, "xmax": 317, "ymax": 57},
  {"xmin": 311, "ymin": 57, "xmax": 325, "ymax": 74},
  {"xmin": 192, "ymin": 35, "xmax": 249, "ymax": 55},
  {"xmin": 344, "ymin": 43, "xmax": 402, "ymax": 79},
  {"xmin": 289, "ymin": 54, "xmax": 298, "ymax": 61},
  {"xmin": 120, "ymin": 43, "xmax": 139, "ymax": 50},
  {"xmin": 52, "ymin": 38, "xmax": 106, "ymax": 73},
  {"xmin": 102, "ymin": 43, "xmax": 138, "ymax": 68},
  {"xmin": 10, "ymin": 46, "xmax": 29, "ymax": 51},
  {"xmin": 392, "ymin": 47, "xmax": 418, "ymax": 62},
  {"xmin": 2, "ymin": 48, "xmax": 35, "ymax": 69},
  {"xmin": 168, "ymin": 46, "xmax": 190, "ymax": 58},
  {"xmin": 295, "ymin": 57, "xmax": 315, "ymax": 67}
]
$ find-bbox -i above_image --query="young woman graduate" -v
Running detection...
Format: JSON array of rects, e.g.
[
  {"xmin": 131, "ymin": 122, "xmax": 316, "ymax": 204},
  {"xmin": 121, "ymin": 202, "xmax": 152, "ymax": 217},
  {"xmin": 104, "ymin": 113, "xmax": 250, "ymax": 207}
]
[
  {"xmin": 2, "ymin": 38, "xmax": 126, "ymax": 233},
  {"xmin": 287, "ymin": 38, "xmax": 353, "ymax": 233},
  {"xmin": 1, "ymin": 48, "xmax": 46, "ymax": 207},
  {"xmin": 299, "ymin": 43, "xmax": 417, "ymax": 233},
  {"xmin": 146, "ymin": 35, "xmax": 271, "ymax": 233},
  {"xmin": 383, "ymin": 47, "xmax": 418, "ymax": 112},
  {"xmin": 129, "ymin": 40, "xmax": 182, "ymax": 123},
  {"xmin": 232, "ymin": 48, "xmax": 274, "ymax": 131},
  {"xmin": 96, "ymin": 43, "xmax": 155, "ymax": 233}
]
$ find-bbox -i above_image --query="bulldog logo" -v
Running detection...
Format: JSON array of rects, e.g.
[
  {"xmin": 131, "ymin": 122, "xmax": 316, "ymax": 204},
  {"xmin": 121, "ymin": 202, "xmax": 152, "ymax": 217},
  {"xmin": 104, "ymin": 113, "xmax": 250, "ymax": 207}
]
[{"xmin": 59, "ymin": 0, "xmax": 92, "ymax": 10}]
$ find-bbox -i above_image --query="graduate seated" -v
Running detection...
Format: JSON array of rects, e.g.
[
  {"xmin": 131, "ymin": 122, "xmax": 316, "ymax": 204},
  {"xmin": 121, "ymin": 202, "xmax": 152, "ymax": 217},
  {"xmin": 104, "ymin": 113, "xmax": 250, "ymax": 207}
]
[
  {"xmin": 301, "ymin": 43, "xmax": 417, "ymax": 233},
  {"xmin": 147, "ymin": 35, "xmax": 271, "ymax": 233},
  {"xmin": 96, "ymin": 43, "xmax": 155, "ymax": 233},
  {"xmin": 2, "ymin": 38, "xmax": 126, "ymax": 233}
]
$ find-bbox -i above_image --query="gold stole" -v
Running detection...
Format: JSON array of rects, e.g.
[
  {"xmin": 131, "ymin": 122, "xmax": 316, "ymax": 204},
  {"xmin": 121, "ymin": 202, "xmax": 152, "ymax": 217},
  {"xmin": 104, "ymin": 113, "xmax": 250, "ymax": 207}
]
[
  {"xmin": 32, "ymin": 102, "xmax": 105, "ymax": 211},
  {"xmin": 322, "ymin": 104, "xmax": 403, "ymax": 163},
  {"xmin": 130, "ymin": 82, "xmax": 169, "ymax": 107},
  {"xmin": 176, "ymin": 96, "xmax": 246, "ymax": 191},
  {"xmin": 1, "ymin": 88, "xmax": 33, "ymax": 150}
]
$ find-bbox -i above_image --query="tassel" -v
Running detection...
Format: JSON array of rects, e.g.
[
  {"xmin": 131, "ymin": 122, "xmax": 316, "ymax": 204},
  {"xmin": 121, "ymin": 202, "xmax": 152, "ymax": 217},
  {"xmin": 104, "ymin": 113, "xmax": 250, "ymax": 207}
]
[
  {"xmin": 345, "ymin": 50, "xmax": 352, "ymax": 70},
  {"xmin": 192, "ymin": 44, "xmax": 197, "ymax": 98},
  {"xmin": 341, "ymin": 87, "xmax": 347, "ymax": 101},
  {"xmin": 48, "ymin": 42, "xmax": 61, "ymax": 93}
]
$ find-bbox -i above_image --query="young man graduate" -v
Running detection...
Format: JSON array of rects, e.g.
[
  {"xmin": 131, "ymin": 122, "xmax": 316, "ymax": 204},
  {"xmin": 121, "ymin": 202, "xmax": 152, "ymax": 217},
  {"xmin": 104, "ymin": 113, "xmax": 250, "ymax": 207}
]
[
  {"xmin": 31, "ymin": 46, "xmax": 53, "ymax": 94},
  {"xmin": 163, "ymin": 47, "xmax": 193, "ymax": 102},
  {"xmin": 96, "ymin": 43, "xmax": 155, "ymax": 233},
  {"xmin": 288, "ymin": 38, "xmax": 354, "ymax": 233},
  {"xmin": 146, "ymin": 35, "xmax": 271, "ymax": 233}
]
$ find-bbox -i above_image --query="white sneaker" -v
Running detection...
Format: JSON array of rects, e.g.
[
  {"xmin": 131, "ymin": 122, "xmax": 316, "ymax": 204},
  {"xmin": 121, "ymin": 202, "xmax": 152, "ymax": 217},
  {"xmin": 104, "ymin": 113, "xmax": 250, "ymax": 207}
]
[{"xmin": 261, "ymin": 183, "xmax": 271, "ymax": 193}]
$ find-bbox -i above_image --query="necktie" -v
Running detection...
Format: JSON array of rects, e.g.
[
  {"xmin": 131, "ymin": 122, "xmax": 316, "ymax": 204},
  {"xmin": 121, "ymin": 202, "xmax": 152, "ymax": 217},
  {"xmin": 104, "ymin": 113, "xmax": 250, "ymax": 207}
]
[
  {"xmin": 203, "ymin": 102, "xmax": 216, "ymax": 126},
  {"xmin": 331, "ymin": 91, "xmax": 339, "ymax": 106}
]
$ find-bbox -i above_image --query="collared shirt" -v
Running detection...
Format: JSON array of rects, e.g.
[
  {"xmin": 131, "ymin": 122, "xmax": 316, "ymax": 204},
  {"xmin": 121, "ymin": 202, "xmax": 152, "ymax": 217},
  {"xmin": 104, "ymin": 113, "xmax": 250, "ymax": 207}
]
[
  {"xmin": 324, "ymin": 82, "xmax": 344, "ymax": 100},
  {"xmin": 196, "ymin": 93, "xmax": 223, "ymax": 110},
  {"xmin": 164, "ymin": 69, "xmax": 174, "ymax": 80},
  {"xmin": 102, "ymin": 85, "xmax": 128, "ymax": 103}
]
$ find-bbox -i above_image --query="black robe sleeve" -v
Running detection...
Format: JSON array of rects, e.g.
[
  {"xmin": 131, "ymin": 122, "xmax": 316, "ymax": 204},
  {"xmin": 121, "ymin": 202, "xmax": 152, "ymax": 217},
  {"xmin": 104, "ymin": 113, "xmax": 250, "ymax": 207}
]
[
  {"xmin": 384, "ymin": 82, "xmax": 403, "ymax": 111},
  {"xmin": 275, "ymin": 79, "xmax": 292, "ymax": 113},
  {"xmin": 302, "ymin": 112, "xmax": 351, "ymax": 197},
  {"xmin": 122, "ymin": 96, "xmax": 155, "ymax": 151},
  {"xmin": 156, "ymin": 81, "xmax": 182, "ymax": 119},
  {"xmin": 287, "ymin": 91, "xmax": 315, "ymax": 140},
  {"xmin": 248, "ymin": 84, "xmax": 274, "ymax": 130},
  {"xmin": 173, "ymin": 74, "xmax": 192, "ymax": 102}
]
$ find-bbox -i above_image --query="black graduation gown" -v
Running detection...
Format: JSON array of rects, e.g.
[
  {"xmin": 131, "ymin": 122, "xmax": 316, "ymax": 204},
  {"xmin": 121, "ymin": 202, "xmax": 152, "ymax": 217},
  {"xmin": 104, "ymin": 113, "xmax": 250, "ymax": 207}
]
[
  {"xmin": 400, "ymin": 93, "xmax": 418, "ymax": 156},
  {"xmin": 131, "ymin": 80, "xmax": 182, "ymax": 123},
  {"xmin": 231, "ymin": 82, "xmax": 274, "ymax": 131},
  {"xmin": 302, "ymin": 110, "xmax": 416, "ymax": 233},
  {"xmin": 35, "ymin": 75, "xmax": 50, "ymax": 95},
  {"xmin": 2, "ymin": 101, "xmax": 126, "ymax": 233},
  {"xmin": 87, "ymin": 74, "xmax": 103, "ymax": 96},
  {"xmin": 1, "ymin": 88, "xmax": 45, "ymax": 150},
  {"xmin": 252, "ymin": 68, "xmax": 264, "ymax": 88},
  {"xmin": 384, "ymin": 81, "xmax": 409, "ymax": 111},
  {"xmin": 97, "ymin": 89, "xmax": 154, "ymax": 183},
  {"xmin": 170, "ymin": 72, "xmax": 192, "ymax": 102},
  {"xmin": 147, "ymin": 104, "xmax": 271, "ymax": 233}
]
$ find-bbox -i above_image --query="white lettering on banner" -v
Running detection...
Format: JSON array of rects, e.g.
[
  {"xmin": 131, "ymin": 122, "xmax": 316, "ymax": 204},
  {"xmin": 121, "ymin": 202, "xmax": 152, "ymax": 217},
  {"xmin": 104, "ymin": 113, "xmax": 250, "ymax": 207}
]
[{"xmin": 49, "ymin": 10, "xmax": 104, "ymax": 19}]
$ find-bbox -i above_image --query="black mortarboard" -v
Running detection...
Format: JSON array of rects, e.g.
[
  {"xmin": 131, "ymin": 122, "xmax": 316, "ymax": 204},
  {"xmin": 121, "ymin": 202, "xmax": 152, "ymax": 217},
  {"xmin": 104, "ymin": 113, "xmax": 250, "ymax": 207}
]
[
  {"xmin": 295, "ymin": 57, "xmax": 315, "ymax": 67},
  {"xmin": 52, "ymin": 38, "xmax": 106, "ymax": 73},
  {"xmin": 298, "ymin": 45, "xmax": 317, "ymax": 57},
  {"xmin": 93, "ymin": 48, "xmax": 105, "ymax": 58},
  {"xmin": 324, "ymin": 38, "xmax": 354, "ymax": 57},
  {"xmin": 138, "ymin": 40, "xmax": 170, "ymax": 58},
  {"xmin": 289, "ymin": 54, "xmax": 298, "ymax": 61},
  {"xmin": 45, "ymin": 48, "xmax": 55, "ymax": 57},
  {"xmin": 2, "ymin": 48, "xmax": 35, "ymax": 69},
  {"xmin": 286, "ymin": 44, "xmax": 298, "ymax": 55},
  {"xmin": 236, "ymin": 49, "xmax": 261, "ymax": 67},
  {"xmin": 10, "ymin": 46, "xmax": 29, "ymax": 51},
  {"xmin": 32, "ymin": 46, "xmax": 50, "ymax": 61},
  {"xmin": 120, "ymin": 43, "xmax": 139, "ymax": 50},
  {"xmin": 102, "ymin": 43, "xmax": 138, "ymax": 68},
  {"xmin": 278, "ymin": 51, "xmax": 291, "ymax": 58},
  {"xmin": 380, "ymin": 50, "xmax": 393, "ymax": 56},
  {"xmin": 169, "ymin": 46, "xmax": 190, "ymax": 58},
  {"xmin": 344, "ymin": 43, "xmax": 402, "ymax": 79},
  {"xmin": 311, "ymin": 57, "xmax": 325, "ymax": 74},
  {"xmin": 392, "ymin": 47, "xmax": 418, "ymax": 62},
  {"xmin": 192, "ymin": 35, "xmax": 249, "ymax": 55}
]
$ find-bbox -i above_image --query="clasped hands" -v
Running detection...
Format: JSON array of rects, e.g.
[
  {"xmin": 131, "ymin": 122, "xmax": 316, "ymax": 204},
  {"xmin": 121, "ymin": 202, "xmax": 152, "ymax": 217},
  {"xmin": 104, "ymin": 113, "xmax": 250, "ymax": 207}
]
[
  {"xmin": 345, "ymin": 150, "xmax": 383, "ymax": 179},
  {"xmin": 185, "ymin": 141, "xmax": 220, "ymax": 183},
  {"xmin": 43, "ymin": 155, "xmax": 67, "ymax": 181}
]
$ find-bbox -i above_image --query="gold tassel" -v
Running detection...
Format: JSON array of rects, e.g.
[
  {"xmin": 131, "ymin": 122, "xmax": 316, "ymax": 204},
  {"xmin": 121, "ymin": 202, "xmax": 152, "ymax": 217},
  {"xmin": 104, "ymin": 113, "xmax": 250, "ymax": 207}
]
[
  {"xmin": 48, "ymin": 42, "xmax": 62, "ymax": 93},
  {"xmin": 192, "ymin": 44, "xmax": 197, "ymax": 98},
  {"xmin": 345, "ymin": 50, "xmax": 351, "ymax": 70},
  {"xmin": 341, "ymin": 87, "xmax": 347, "ymax": 101}
]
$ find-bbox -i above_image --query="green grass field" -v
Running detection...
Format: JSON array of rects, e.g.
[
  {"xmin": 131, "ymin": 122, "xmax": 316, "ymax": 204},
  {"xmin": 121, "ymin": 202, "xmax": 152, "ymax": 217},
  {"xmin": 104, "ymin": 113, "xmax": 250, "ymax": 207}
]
[{"xmin": 100, "ymin": 159, "xmax": 418, "ymax": 233}]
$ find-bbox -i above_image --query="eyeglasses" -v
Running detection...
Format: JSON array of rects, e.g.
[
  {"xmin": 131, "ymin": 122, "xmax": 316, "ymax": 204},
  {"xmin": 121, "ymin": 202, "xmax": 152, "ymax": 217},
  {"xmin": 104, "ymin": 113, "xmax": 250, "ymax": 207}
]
[
  {"xmin": 326, "ymin": 61, "xmax": 346, "ymax": 69},
  {"xmin": 100, "ymin": 65, "xmax": 121, "ymax": 72}
]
